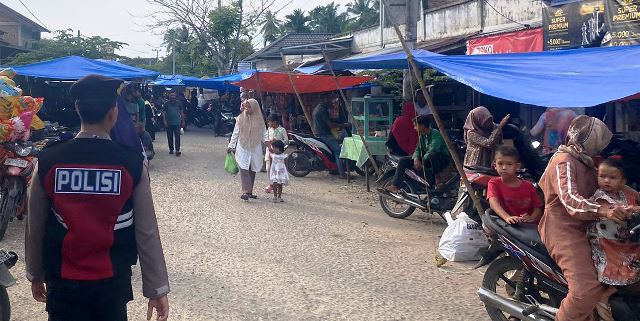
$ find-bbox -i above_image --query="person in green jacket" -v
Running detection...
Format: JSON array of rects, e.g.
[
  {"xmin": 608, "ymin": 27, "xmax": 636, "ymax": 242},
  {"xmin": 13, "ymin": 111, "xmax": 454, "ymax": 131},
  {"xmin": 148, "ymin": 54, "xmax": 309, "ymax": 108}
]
[{"xmin": 385, "ymin": 115, "xmax": 451, "ymax": 193}]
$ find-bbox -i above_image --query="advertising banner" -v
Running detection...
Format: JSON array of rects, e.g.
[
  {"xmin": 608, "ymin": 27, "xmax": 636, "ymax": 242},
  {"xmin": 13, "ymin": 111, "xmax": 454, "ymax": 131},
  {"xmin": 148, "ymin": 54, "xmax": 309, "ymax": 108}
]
[
  {"xmin": 467, "ymin": 29, "xmax": 543, "ymax": 54},
  {"xmin": 543, "ymin": 0, "xmax": 607, "ymax": 50},
  {"xmin": 604, "ymin": 0, "xmax": 640, "ymax": 46}
]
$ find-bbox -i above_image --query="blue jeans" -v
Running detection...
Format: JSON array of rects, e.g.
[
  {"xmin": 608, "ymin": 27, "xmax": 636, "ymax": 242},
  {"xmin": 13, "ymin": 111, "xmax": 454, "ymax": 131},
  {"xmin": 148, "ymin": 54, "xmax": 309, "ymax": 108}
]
[{"xmin": 320, "ymin": 135, "xmax": 345, "ymax": 176}]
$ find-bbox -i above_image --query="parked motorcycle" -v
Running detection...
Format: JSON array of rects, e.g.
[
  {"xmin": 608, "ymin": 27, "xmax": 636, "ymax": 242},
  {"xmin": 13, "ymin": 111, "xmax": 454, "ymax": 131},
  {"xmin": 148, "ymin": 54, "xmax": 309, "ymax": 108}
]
[
  {"xmin": 285, "ymin": 131, "xmax": 368, "ymax": 178},
  {"xmin": 218, "ymin": 112, "xmax": 236, "ymax": 138},
  {"xmin": 0, "ymin": 249, "xmax": 18, "ymax": 321},
  {"xmin": 477, "ymin": 210, "xmax": 640, "ymax": 321},
  {"xmin": 376, "ymin": 154, "xmax": 462, "ymax": 220},
  {"xmin": 0, "ymin": 141, "xmax": 37, "ymax": 240},
  {"xmin": 192, "ymin": 108, "xmax": 213, "ymax": 129}
]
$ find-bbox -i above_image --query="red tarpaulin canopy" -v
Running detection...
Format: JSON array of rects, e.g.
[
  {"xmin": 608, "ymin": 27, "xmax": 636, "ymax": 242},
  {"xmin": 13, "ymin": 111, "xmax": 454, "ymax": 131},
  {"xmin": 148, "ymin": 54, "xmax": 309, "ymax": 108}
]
[{"xmin": 232, "ymin": 71, "xmax": 374, "ymax": 94}]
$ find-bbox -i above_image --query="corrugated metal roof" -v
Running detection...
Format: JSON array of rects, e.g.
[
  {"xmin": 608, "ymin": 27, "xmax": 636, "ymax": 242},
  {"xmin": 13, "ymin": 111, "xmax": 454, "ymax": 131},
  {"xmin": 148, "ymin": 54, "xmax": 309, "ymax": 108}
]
[{"xmin": 243, "ymin": 33, "xmax": 336, "ymax": 61}]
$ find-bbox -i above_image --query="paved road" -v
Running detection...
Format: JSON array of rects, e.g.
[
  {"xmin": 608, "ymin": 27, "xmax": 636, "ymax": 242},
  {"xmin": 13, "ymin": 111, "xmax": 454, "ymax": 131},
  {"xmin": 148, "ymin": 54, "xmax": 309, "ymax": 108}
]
[{"xmin": 2, "ymin": 129, "xmax": 489, "ymax": 321}]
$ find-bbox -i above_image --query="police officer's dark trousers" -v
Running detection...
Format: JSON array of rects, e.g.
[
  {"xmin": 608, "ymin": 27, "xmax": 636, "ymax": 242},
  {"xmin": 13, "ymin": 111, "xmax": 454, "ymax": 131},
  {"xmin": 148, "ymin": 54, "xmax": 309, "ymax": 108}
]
[
  {"xmin": 166, "ymin": 125, "xmax": 181, "ymax": 152},
  {"xmin": 46, "ymin": 275, "xmax": 133, "ymax": 321}
]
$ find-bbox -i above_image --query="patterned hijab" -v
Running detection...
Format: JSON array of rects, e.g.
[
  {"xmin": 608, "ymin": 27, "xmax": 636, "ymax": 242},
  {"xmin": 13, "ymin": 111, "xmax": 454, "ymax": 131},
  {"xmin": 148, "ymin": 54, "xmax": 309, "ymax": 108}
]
[
  {"xmin": 463, "ymin": 106, "xmax": 495, "ymax": 143},
  {"xmin": 237, "ymin": 98, "xmax": 265, "ymax": 150},
  {"xmin": 557, "ymin": 115, "xmax": 612, "ymax": 167}
]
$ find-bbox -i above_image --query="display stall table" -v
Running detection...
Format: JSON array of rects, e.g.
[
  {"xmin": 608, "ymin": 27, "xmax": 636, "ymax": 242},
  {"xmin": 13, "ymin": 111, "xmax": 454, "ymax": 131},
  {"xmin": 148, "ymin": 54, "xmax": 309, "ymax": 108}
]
[{"xmin": 340, "ymin": 135, "xmax": 387, "ymax": 191}]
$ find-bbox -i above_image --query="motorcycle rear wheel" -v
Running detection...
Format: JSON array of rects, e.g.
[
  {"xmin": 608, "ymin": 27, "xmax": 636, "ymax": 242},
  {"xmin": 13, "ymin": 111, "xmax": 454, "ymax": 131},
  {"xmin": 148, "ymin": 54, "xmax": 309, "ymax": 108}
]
[
  {"xmin": 286, "ymin": 151, "xmax": 312, "ymax": 177},
  {"xmin": 378, "ymin": 177, "xmax": 416, "ymax": 219},
  {"xmin": 0, "ymin": 192, "xmax": 14, "ymax": 242},
  {"xmin": 0, "ymin": 287, "xmax": 9, "ymax": 321}
]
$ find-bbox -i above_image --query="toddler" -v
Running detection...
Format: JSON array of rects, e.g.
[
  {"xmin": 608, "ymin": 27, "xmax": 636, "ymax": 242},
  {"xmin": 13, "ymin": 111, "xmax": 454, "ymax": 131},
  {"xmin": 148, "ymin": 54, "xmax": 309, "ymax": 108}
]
[
  {"xmin": 587, "ymin": 157, "xmax": 640, "ymax": 321},
  {"xmin": 487, "ymin": 145, "xmax": 542, "ymax": 224},
  {"xmin": 265, "ymin": 113, "xmax": 288, "ymax": 193},
  {"xmin": 269, "ymin": 140, "xmax": 289, "ymax": 202}
]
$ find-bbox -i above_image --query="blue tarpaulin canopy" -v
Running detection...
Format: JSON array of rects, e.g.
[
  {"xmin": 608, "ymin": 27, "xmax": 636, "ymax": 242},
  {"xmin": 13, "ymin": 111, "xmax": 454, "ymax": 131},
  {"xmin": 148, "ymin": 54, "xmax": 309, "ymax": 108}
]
[
  {"xmin": 12, "ymin": 56, "xmax": 160, "ymax": 80},
  {"xmin": 322, "ymin": 45, "xmax": 640, "ymax": 108},
  {"xmin": 152, "ymin": 72, "xmax": 254, "ymax": 91},
  {"xmin": 296, "ymin": 49, "xmax": 440, "ymax": 73}
]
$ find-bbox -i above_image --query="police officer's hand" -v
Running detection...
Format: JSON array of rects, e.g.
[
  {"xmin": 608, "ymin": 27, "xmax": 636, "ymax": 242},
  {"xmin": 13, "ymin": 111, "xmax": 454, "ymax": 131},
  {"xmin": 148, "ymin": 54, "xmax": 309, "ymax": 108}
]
[
  {"xmin": 31, "ymin": 281, "xmax": 47, "ymax": 303},
  {"xmin": 147, "ymin": 295, "xmax": 169, "ymax": 321}
]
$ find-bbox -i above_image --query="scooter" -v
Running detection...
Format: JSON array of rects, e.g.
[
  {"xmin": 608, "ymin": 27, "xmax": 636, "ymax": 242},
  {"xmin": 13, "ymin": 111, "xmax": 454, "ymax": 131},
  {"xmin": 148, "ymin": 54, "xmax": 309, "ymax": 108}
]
[
  {"xmin": 477, "ymin": 210, "xmax": 640, "ymax": 321},
  {"xmin": 285, "ymin": 131, "xmax": 367, "ymax": 178},
  {"xmin": 0, "ymin": 141, "xmax": 37, "ymax": 241},
  {"xmin": 0, "ymin": 249, "xmax": 17, "ymax": 321}
]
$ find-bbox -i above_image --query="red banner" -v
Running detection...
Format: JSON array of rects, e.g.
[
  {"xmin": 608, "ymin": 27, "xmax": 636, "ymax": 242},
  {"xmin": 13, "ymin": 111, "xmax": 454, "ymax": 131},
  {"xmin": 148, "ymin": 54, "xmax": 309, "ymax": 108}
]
[
  {"xmin": 232, "ymin": 72, "xmax": 374, "ymax": 94},
  {"xmin": 467, "ymin": 28, "xmax": 544, "ymax": 55}
]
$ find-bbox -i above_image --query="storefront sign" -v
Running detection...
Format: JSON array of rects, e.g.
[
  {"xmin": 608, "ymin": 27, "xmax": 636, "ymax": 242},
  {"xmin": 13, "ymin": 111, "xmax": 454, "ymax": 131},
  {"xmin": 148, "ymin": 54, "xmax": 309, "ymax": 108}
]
[
  {"xmin": 543, "ymin": 0, "xmax": 607, "ymax": 50},
  {"xmin": 467, "ymin": 29, "xmax": 543, "ymax": 55},
  {"xmin": 604, "ymin": 0, "xmax": 640, "ymax": 46}
]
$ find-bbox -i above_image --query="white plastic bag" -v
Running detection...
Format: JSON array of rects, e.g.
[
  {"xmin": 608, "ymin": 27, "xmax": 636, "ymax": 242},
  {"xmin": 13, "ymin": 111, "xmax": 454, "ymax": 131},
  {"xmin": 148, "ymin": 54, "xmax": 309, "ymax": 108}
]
[{"xmin": 438, "ymin": 212, "xmax": 489, "ymax": 262}]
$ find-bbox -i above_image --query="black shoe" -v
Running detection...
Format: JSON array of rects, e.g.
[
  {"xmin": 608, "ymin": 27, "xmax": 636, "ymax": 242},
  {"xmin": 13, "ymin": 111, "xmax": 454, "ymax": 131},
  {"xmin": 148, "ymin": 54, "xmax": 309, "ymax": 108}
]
[
  {"xmin": 176, "ymin": 151, "xmax": 182, "ymax": 157},
  {"xmin": 169, "ymin": 150, "xmax": 174, "ymax": 155},
  {"xmin": 248, "ymin": 194, "xmax": 257, "ymax": 199},
  {"xmin": 240, "ymin": 194, "xmax": 249, "ymax": 201}
]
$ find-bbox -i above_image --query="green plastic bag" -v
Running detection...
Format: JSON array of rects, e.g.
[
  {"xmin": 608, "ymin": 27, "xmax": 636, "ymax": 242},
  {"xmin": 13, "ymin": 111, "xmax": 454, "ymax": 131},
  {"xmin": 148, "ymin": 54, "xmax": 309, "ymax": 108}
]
[{"xmin": 224, "ymin": 152, "xmax": 239, "ymax": 175}]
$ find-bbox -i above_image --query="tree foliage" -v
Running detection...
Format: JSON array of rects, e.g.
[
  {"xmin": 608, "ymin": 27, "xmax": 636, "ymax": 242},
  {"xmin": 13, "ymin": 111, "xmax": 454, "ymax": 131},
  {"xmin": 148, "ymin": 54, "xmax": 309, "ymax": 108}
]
[
  {"xmin": 308, "ymin": 2, "xmax": 350, "ymax": 34},
  {"xmin": 147, "ymin": 0, "xmax": 271, "ymax": 74},
  {"xmin": 7, "ymin": 29, "xmax": 127, "ymax": 65},
  {"xmin": 260, "ymin": 10, "xmax": 282, "ymax": 46},
  {"xmin": 282, "ymin": 9, "xmax": 310, "ymax": 33},
  {"xmin": 346, "ymin": 0, "xmax": 379, "ymax": 30}
]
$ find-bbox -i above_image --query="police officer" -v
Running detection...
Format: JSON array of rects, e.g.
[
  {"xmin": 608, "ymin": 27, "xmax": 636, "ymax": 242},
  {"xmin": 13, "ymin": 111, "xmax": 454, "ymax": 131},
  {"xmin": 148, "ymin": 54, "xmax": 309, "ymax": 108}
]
[{"xmin": 26, "ymin": 75, "xmax": 170, "ymax": 321}]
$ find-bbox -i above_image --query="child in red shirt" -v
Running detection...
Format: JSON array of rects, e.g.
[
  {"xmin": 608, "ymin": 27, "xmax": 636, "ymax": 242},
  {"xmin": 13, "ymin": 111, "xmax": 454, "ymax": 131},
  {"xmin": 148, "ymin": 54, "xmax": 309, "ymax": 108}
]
[{"xmin": 487, "ymin": 145, "xmax": 543, "ymax": 224}]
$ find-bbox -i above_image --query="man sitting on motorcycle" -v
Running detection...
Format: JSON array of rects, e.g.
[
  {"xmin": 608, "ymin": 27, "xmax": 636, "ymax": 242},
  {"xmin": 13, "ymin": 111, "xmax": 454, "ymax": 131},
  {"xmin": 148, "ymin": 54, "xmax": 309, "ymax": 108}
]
[{"xmin": 385, "ymin": 115, "xmax": 450, "ymax": 193}]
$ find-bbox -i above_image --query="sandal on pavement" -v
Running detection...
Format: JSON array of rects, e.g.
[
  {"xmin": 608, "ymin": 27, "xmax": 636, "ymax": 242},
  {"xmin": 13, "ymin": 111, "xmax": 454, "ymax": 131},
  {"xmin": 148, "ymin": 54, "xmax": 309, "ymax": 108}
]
[
  {"xmin": 249, "ymin": 194, "xmax": 258, "ymax": 199},
  {"xmin": 240, "ymin": 194, "xmax": 249, "ymax": 201}
]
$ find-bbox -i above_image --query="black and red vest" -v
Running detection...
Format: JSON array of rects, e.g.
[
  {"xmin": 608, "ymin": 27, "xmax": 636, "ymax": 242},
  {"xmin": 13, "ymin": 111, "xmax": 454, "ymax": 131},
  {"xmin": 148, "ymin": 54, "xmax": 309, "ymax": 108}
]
[{"xmin": 37, "ymin": 138, "xmax": 144, "ymax": 281}]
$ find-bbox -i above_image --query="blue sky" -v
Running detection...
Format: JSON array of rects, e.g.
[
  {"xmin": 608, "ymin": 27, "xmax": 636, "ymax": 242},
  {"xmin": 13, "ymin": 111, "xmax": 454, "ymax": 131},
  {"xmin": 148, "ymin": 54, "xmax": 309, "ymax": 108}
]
[{"xmin": 1, "ymin": 0, "xmax": 351, "ymax": 57}]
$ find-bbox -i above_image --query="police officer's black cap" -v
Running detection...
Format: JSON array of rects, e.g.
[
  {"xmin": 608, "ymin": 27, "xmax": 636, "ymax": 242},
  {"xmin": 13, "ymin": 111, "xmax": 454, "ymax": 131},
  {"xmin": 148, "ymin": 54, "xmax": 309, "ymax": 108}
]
[{"xmin": 70, "ymin": 74, "xmax": 124, "ymax": 102}]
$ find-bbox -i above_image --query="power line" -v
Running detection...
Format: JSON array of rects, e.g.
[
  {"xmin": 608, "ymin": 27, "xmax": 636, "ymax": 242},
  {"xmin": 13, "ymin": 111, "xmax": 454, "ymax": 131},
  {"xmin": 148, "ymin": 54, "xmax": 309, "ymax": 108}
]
[
  {"xmin": 482, "ymin": 0, "xmax": 531, "ymax": 28},
  {"xmin": 16, "ymin": 0, "xmax": 50, "ymax": 30}
]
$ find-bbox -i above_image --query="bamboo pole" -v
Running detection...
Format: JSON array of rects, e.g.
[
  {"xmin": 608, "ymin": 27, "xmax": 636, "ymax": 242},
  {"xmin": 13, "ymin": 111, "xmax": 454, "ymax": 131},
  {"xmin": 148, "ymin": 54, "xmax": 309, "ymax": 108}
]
[
  {"xmin": 280, "ymin": 53, "xmax": 316, "ymax": 136},
  {"xmin": 321, "ymin": 49, "xmax": 381, "ymax": 176},
  {"xmin": 254, "ymin": 70, "xmax": 266, "ymax": 112},
  {"xmin": 379, "ymin": 0, "xmax": 486, "ymax": 217}
]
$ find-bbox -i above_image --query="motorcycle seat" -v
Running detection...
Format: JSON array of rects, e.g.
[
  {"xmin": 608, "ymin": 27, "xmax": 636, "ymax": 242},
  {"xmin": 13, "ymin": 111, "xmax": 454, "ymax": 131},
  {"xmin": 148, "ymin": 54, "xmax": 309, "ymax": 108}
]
[{"xmin": 485, "ymin": 213, "xmax": 550, "ymax": 258}]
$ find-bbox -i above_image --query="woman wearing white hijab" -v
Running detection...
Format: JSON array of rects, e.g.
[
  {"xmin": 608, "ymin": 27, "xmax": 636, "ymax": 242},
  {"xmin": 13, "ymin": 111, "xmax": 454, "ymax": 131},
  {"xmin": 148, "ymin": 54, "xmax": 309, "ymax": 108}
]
[{"xmin": 227, "ymin": 98, "xmax": 269, "ymax": 200}]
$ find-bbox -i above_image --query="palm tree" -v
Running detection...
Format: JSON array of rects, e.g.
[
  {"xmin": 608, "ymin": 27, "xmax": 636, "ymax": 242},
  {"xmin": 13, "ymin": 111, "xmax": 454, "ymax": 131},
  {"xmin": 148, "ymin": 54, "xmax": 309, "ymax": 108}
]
[
  {"xmin": 283, "ymin": 9, "xmax": 310, "ymax": 33},
  {"xmin": 346, "ymin": 0, "xmax": 379, "ymax": 29},
  {"xmin": 308, "ymin": 3, "xmax": 349, "ymax": 33},
  {"xmin": 260, "ymin": 10, "xmax": 282, "ymax": 46}
]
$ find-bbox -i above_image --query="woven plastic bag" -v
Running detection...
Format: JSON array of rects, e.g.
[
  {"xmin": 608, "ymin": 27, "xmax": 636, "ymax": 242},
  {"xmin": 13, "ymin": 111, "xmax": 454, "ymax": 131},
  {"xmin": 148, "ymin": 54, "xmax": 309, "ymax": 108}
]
[
  {"xmin": 224, "ymin": 152, "xmax": 239, "ymax": 175},
  {"xmin": 438, "ymin": 212, "xmax": 489, "ymax": 262}
]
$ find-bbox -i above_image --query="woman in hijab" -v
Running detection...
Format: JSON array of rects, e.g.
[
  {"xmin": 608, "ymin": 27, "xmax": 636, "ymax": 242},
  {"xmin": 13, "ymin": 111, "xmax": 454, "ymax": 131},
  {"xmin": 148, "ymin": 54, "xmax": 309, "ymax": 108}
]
[
  {"xmin": 227, "ymin": 98, "xmax": 269, "ymax": 201},
  {"xmin": 463, "ymin": 106, "xmax": 510, "ymax": 168},
  {"xmin": 386, "ymin": 102, "xmax": 419, "ymax": 156},
  {"xmin": 539, "ymin": 115, "xmax": 634, "ymax": 321}
]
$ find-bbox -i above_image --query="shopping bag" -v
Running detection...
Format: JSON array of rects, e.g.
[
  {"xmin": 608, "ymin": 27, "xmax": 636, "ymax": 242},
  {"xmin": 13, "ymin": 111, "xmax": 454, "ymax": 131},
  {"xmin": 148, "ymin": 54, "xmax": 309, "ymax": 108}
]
[
  {"xmin": 438, "ymin": 212, "xmax": 489, "ymax": 262},
  {"xmin": 224, "ymin": 152, "xmax": 239, "ymax": 175}
]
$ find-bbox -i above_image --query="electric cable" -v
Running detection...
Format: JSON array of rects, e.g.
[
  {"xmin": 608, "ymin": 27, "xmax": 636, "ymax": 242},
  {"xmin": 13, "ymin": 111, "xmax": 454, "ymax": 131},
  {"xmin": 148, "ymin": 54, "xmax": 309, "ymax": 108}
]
[
  {"xmin": 17, "ymin": 0, "xmax": 50, "ymax": 30},
  {"xmin": 483, "ymin": 0, "xmax": 532, "ymax": 28}
]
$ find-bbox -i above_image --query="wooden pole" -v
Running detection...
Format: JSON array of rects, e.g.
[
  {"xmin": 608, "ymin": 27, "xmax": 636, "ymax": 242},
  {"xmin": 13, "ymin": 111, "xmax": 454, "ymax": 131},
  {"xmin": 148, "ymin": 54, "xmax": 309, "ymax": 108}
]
[
  {"xmin": 254, "ymin": 70, "xmax": 266, "ymax": 112},
  {"xmin": 280, "ymin": 53, "xmax": 316, "ymax": 136},
  {"xmin": 321, "ymin": 49, "xmax": 381, "ymax": 176},
  {"xmin": 379, "ymin": 0, "xmax": 486, "ymax": 217}
]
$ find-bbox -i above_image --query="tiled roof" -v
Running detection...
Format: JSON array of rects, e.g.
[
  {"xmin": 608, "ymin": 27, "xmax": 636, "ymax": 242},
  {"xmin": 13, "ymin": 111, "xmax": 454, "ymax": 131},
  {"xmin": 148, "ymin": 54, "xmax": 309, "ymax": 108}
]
[{"xmin": 243, "ymin": 33, "xmax": 336, "ymax": 61}]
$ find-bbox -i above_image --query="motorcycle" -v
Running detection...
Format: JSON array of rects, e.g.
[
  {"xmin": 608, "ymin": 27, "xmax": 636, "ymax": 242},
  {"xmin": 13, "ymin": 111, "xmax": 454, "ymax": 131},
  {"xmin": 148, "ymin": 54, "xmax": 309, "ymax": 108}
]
[
  {"xmin": 285, "ymin": 131, "xmax": 370, "ymax": 178},
  {"xmin": 0, "ymin": 141, "xmax": 37, "ymax": 240},
  {"xmin": 376, "ymin": 153, "xmax": 463, "ymax": 220},
  {"xmin": 477, "ymin": 210, "xmax": 640, "ymax": 321},
  {"xmin": 217, "ymin": 112, "xmax": 236, "ymax": 138},
  {"xmin": 192, "ymin": 107, "xmax": 213, "ymax": 129},
  {"xmin": 0, "ymin": 249, "xmax": 17, "ymax": 321}
]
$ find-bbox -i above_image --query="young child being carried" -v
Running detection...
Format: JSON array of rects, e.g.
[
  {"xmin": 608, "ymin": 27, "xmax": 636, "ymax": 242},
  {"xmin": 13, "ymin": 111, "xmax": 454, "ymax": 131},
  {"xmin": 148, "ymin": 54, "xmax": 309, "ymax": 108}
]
[
  {"xmin": 269, "ymin": 140, "xmax": 289, "ymax": 203},
  {"xmin": 487, "ymin": 145, "xmax": 543, "ymax": 225},
  {"xmin": 587, "ymin": 157, "xmax": 640, "ymax": 321},
  {"xmin": 265, "ymin": 113, "xmax": 289, "ymax": 193}
]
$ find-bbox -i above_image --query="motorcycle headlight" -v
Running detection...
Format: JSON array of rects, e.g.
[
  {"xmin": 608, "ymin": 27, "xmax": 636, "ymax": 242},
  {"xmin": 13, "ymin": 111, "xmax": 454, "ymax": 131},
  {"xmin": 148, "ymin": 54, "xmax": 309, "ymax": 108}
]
[{"xmin": 15, "ymin": 144, "xmax": 33, "ymax": 157}]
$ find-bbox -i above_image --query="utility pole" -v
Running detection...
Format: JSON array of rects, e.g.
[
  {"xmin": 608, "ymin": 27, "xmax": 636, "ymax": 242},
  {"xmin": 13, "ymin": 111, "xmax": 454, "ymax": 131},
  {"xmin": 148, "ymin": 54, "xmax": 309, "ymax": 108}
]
[
  {"xmin": 172, "ymin": 41, "xmax": 176, "ymax": 76},
  {"xmin": 152, "ymin": 49, "xmax": 161, "ymax": 63}
]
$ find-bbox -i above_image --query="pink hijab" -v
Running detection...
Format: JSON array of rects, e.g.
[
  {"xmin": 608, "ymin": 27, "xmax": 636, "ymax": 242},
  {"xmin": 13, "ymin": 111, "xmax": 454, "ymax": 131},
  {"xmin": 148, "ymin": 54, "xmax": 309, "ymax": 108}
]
[{"xmin": 463, "ymin": 106, "xmax": 495, "ymax": 143}]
